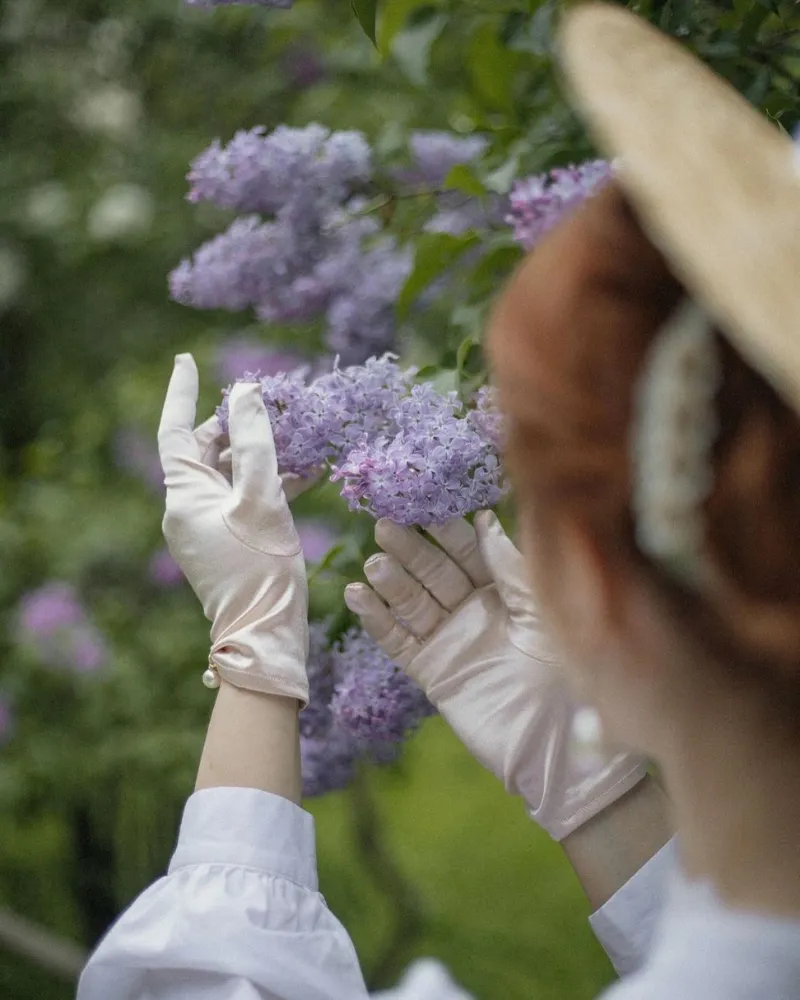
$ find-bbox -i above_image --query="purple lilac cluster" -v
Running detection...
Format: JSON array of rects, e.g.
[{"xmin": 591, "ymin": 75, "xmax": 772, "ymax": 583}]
[
  {"xmin": 214, "ymin": 336, "xmax": 304, "ymax": 384},
  {"xmin": 170, "ymin": 125, "xmax": 411, "ymax": 364},
  {"xmin": 16, "ymin": 583, "xmax": 108, "ymax": 674},
  {"xmin": 299, "ymin": 624, "xmax": 431, "ymax": 798},
  {"xmin": 217, "ymin": 356, "xmax": 505, "ymax": 526},
  {"xmin": 507, "ymin": 159, "xmax": 613, "ymax": 251},
  {"xmin": 400, "ymin": 130, "xmax": 500, "ymax": 238},
  {"xmin": 329, "ymin": 629, "xmax": 433, "ymax": 743},
  {"xmin": 331, "ymin": 382, "xmax": 505, "ymax": 526}
]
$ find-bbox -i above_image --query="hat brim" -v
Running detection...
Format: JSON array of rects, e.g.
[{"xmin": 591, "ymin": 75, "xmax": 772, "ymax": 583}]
[{"xmin": 558, "ymin": 3, "xmax": 800, "ymax": 412}]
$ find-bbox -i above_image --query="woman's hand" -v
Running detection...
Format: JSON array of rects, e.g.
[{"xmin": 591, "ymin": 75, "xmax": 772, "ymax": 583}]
[
  {"xmin": 345, "ymin": 512, "xmax": 648, "ymax": 841},
  {"xmin": 158, "ymin": 353, "xmax": 309, "ymax": 703}
]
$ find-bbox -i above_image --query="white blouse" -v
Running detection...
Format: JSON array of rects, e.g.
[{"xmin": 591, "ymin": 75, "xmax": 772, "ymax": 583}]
[{"xmin": 77, "ymin": 786, "xmax": 675, "ymax": 1000}]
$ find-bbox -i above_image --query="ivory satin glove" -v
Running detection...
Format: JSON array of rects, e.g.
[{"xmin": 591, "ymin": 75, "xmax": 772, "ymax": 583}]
[
  {"xmin": 158, "ymin": 354, "xmax": 309, "ymax": 703},
  {"xmin": 344, "ymin": 512, "xmax": 648, "ymax": 841}
]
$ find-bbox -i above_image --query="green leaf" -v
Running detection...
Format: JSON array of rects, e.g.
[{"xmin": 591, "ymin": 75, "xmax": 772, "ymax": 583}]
[
  {"xmin": 352, "ymin": 0, "xmax": 379, "ymax": 45},
  {"xmin": 508, "ymin": 0, "xmax": 556, "ymax": 57},
  {"xmin": 467, "ymin": 21, "xmax": 523, "ymax": 114},
  {"xmin": 739, "ymin": 4, "xmax": 770, "ymax": 46},
  {"xmin": 456, "ymin": 333, "xmax": 480, "ymax": 372},
  {"xmin": 390, "ymin": 13, "xmax": 447, "ymax": 86},
  {"xmin": 443, "ymin": 164, "xmax": 487, "ymax": 197},
  {"xmin": 484, "ymin": 153, "xmax": 520, "ymax": 194},
  {"xmin": 396, "ymin": 232, "xmax": 479, "ymax": 319},
  {"xmin": 378, "ymin": 0, "xmax": 435, "ymax": 55}
]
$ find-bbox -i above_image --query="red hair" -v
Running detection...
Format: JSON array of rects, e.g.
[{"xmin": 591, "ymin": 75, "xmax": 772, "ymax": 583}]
[{"xmin": 488, "ymin": 183, "xmax": 800, "ymax": 677}]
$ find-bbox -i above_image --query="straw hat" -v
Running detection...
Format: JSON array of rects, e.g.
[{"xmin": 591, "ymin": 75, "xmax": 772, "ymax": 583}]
[{"xmin": 557, "ymin": 3, "xmax": 800, "ymax": 412}]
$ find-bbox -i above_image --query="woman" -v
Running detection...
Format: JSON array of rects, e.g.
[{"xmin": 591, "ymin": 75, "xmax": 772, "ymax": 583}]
[
  {"xmin": 77, "ymin": 353, "xmax": 672, "ymax": 998},
  {"xmin": 81, "ymin": 3, "xmax": 800, "ymax": 996}
]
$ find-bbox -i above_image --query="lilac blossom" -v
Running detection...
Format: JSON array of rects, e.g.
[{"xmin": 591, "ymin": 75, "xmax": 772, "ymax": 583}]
[
  {"xmin": 507, "ymin": 159, "xmax": 612, "ymax": 251},
  {"xmin": 299, "ymin": 625, "xmax": 432, "ymax": 797},
  {"xmin": 300, "ymin": 729, "xmax": 357, "ymax": 798},
  {"xmin": 115, "ymin": 428, "xmax": 164, "ymax": 493},
  {"xmin": 331, "ymin": 383, "xmax": 505, "ymax": 527},
  {"xmin": 330, "ymin": 629, "xmax": 432, "ymax": 743},
  {"xmin": 281, "ymin": 44, "xmax": 325, "ymax": 89},
  {"xmin": 16, "ymin": 583, "xmax": 108, "ymax": 674},
  {"xmin": 218, "ymin": 356, "xmax": 504, "ymax": 525},
  {"xmin": 216, "ymin": 355, "xmax": 414, "ymax": 476},
  {"xmin": 148, "ymin": 548, "xmax": 184, "ymax": 588},
  {"xmin": 296, "ymin": 520, "xmax": 337, "ymax": 563},
  {"xmin": 325, "ymin": 241, "xmax": 413, "ymax": 364},
  {"xmin": 214, "ymin": 337, "xmax": 303, "ymax": 384},
  {"xmin": 469, "ymin": 385, "xmax": 506, "ymax": 451},
  {"xmin": 186, "ymin": 125, "xmax": 371, "ymax": 217},
  {"xmin": 300, "ymin": 623, "xmax": 337, "ymax": 740},
  {"xmin": 405, "ymin": 131, "xmax": 488, "ymax": 187}
]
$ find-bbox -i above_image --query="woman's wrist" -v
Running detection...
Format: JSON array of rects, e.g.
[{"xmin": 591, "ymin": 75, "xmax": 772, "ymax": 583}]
[
  {"xmin": 561, "ymin": 774, "xmax": 674, "ymax": 910},
  {"xmin": 195, "ymin": 680, "xmax": 302, "ymax": 804}
]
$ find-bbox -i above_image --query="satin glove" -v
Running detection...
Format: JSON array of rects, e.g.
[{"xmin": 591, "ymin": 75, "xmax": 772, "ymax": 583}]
[
  {"xmin": 158, "ymin": 354, "xmax": 308, "ymax": 703},
  {"xmin": 344, "ymin": 512, "xmax": 647, "ymax": 840}
]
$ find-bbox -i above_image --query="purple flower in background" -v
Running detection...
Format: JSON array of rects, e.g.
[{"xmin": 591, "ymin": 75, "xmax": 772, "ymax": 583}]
[
  {"xmin": 0, "ymin": 696, "xmax": 14, "ymax": 746},
  {"xmin": 18, "ymin": 583, "xmax": 84, "ymax": 636},
  {"xmin": 69, "ymin": 628, "xmax": 108, "ymax": 674},
  {"xmin": 185, "ymin": 125, "xmax": 371, "ymax": 217},
  {"xmin": 296, "ymin": 520, "xmax": 336, "ymax": 563},
  {"xmin": 300, "ymin": 729, "xmax": 358, "ymax": 798},
  {"xmin": 214, "ymin": 337, "xmax": 303, "ymax": 384},
  {"xmin": 300, "ymin": 623, "xmax": 337, "ymax": 739},
  {"xmin": 281, "ymin": 44, "xmax": 325, "ymax": 89},
  {"xmin": 405, "ymin": 131, "xmax": 488, "ymax": 187},
  {"xmin": 507, "ymin": 160, "xmax": 612, "ymax": 251},
  {"xmin": 469, "ymin": 385, "xmax": 506, "ymax": 452},
  {"xmin": 16, "ymin": 583, "xmax": 108, "ymax": 674},
  {"xmin": 325, "ymin": 240, "xmax": 413, "ymax": 365},
  {"xmin": 148, "ymin": 548, "xmax": 184, "ymax": 588},
  {"xmin": 115, "ymin": 429, "xmax": 164, "ymax": 493},
  {"xmin": 330, "ymin": 629, "xmax": 431, "ymax": 743}
]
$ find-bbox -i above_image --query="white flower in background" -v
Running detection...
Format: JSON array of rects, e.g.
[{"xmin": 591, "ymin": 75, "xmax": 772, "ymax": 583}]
[
  {"xmin": 87, "ymin": 184, "xmax": 154, "ymax": 242},
  {"xmin": 26, "ymin": 182, "xmax": 73, "ymax": 232},
  {"xmin": 0, "ymin": 243, "xmax": 27, "ymax": 312},
  {"xmin": 72, "ymin": 85, "xmax": 141, "ymax": 141}
]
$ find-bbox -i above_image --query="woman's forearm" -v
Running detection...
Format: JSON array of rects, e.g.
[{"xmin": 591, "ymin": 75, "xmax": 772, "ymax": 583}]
[
  {"xmin": 195, "ymin": 680, "xmax": 302, "ymax": 803},
  {"xmin": 561, "ymin": 775, "xmax": 673, "ymax": 910}
]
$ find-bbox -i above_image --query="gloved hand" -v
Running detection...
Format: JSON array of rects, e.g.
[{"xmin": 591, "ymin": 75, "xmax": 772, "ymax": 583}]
[
  {"xmin": 158, "ymin": 353, "xmax": 309, "ymax": 703},
  {"xmin": 344, "ymin": 512, "xmax": 647, "ymax": 840}
]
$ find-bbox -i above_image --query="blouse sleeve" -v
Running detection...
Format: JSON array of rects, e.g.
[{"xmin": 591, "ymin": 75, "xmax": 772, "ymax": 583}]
[
  {"xmin": 77, "ymin": 787, "xmax": 371, "ymax": 1000},
  {"xmin": 589, "ymin": 838, "xmax": 678, "ymax": 976}
]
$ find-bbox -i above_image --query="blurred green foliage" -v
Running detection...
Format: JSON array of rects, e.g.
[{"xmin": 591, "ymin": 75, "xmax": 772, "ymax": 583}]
[{"xmin": 0, "ymin": 0, "xmax": 798, "ymax": 996}]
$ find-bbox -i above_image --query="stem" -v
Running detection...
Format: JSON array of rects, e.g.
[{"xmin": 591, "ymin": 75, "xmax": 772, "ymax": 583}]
[{"xmin": 350, "ymin": 767, "xmax": 426, "ymax": 990}]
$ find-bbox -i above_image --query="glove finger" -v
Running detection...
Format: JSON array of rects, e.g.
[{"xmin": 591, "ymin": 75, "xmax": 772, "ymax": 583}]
[
  {"xmin": 475, "ymin": 510, "xmax": 534, "ymax": 614},
  {"xmin": 344, "ymin": 583, "xmax": 421, "ymax": 669},
  {"xmin": 158, "ymin": 354, "xmax": 201, "ymax": 479},
  {"xmin": 426, "ymin": 517, "xmax": 492, "ymax": 588},
  {"xmin": 228, "ymin": 382, "xmax": 293, "ymax": 531},
  {"xmin": 193, "ymin": 415, "xmax": 223, "ymax": 468},
  {"xmin": 363, "ymin": 554, "xmax": 447, "ymax": 639},
  {"xmin": 374, "ymin": 519, "xmax": 473, "ymax": 611}
]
